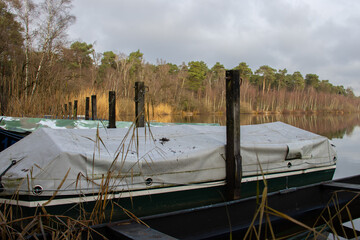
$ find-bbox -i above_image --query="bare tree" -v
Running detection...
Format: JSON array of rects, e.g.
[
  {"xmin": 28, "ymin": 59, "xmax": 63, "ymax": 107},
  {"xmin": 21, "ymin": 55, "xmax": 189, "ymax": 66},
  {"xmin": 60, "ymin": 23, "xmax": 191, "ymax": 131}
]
[
  {"xmin": 8, "ymin": 0, "xmax": 36, "ymax": 98},
  {"xmin": 31, "ymin": 0, "xmax": 75, "ymax": 96}
]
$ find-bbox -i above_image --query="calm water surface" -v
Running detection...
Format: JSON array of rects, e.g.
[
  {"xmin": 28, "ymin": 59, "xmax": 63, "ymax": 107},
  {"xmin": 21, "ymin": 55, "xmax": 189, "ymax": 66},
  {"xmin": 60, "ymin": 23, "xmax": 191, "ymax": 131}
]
[{"xmin": 331, "ymin": 127, "xmax": 360, "ymax": 179}]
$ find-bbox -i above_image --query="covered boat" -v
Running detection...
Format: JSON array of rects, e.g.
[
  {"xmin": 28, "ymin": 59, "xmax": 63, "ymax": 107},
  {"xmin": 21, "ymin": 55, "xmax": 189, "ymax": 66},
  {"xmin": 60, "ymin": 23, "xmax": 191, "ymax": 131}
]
[
  {"xmin": 0, "ymin": 128, "xmax": 29, "ymax": 151},
  {"xmin": 0, "ymin": 122, "xmax": 336, "ymax": 220}
]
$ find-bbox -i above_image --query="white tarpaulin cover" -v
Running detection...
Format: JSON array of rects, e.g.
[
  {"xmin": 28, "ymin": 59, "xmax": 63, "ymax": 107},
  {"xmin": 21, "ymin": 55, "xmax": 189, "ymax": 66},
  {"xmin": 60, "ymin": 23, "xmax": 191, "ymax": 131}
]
[{"xmin": 0, "ymin": 122, "xmax": 336, "ymax": 196}]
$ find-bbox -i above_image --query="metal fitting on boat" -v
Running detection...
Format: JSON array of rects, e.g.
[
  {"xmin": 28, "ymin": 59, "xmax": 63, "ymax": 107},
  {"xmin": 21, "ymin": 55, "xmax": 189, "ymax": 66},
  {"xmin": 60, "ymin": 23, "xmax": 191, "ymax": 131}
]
[
  {"xmin": 0, "ymin": 160, "xmax": 17, "ymax": 192},
  {"xmin": 32, "ymin": 185, "xmax": 43, "ymax": 195},
  {"xmin": 145, "ymin": 178, "xmax": 153, "ymax": 186}
]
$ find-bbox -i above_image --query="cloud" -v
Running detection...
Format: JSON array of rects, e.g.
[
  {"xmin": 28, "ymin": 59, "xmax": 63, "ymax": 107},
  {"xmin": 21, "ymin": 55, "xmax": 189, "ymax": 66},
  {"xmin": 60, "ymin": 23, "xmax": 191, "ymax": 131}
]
[{"xmin": 68, "ymin": 0, "xmax": 360, "ymax": 95}]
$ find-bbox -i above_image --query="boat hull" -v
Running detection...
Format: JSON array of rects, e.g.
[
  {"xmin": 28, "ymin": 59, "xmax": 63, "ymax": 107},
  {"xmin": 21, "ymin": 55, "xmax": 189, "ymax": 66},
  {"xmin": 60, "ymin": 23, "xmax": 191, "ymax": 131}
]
[{"xmin": 0, "ymin": 167, "xmax": 335, "ymax": 221}]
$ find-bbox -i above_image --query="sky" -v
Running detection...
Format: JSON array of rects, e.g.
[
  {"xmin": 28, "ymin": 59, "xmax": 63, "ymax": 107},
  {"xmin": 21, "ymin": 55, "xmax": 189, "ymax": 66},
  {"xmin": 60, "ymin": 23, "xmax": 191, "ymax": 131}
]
[{"xmin": 68, "ymin": 0, "xmax": 360, "ymax": 95}]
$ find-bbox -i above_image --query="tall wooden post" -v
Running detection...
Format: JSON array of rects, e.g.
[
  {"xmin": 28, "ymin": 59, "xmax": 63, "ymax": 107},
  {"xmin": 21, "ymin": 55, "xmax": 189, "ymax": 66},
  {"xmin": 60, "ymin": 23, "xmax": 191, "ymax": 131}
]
[
  {"xmin": 64, "ymin": 104, "xmax": 67, "ymax": 119},
  {"xmin": 91, "ymin": 95, "xmax": 97, "ymax": 120},
  {"xmin": 108, "ymin": 91, "xmax": 116, "ymax": 128},
  {"xmin": 85, "ymin": 97, "xmax": 90, "ymax": 120},
  {"xmin": 135, "ymin": 82, "xmax": 145, "ymax": 127},
  {"xmin": 68, "ymin": 102, "xmax": 72, "ymax": 119},
  {"xmin": 225, "ymin": 70, "xmax": 242, "ymax": 201},
  {"xmin": 73, "ymin": 100, "xmax": 78, "ymax": 120}
]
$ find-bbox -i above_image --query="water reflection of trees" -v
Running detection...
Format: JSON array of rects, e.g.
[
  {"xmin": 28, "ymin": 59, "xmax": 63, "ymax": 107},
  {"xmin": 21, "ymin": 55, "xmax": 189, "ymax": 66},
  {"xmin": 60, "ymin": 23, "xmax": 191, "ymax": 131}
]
[
  {"xmin": 164, "ymin": 113, "xmax": 360, "ymax": 139},
  {"xmin": 239, "ymin": 113, "xmax": 360, "ymax": 139}
]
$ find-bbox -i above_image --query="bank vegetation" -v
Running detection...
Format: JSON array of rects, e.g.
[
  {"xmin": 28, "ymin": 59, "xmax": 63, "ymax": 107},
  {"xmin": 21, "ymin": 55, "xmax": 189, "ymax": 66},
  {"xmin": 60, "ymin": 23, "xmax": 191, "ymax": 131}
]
[{"xmin": 1, "ymin": 0, "xmax": 359, "ymax": 120}]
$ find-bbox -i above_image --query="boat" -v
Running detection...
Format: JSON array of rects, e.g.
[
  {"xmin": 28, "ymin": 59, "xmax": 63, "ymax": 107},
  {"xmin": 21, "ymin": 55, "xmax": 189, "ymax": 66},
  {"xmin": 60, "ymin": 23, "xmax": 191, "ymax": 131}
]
[
  {"xmin": 0, "ymin": 116, "xmax": 134, "ymax": 132},
  {"xmin": 89, "ymin": 174, "xmax": 360, "ymax": 239},
  {"xmin": 0, "ymin": 122, "xmax": 336, "ymax": 221},
  {"xmin": 0, "ymin": 116, "xmax": 132, "ymax": 152},
  {"xmin": 0, "ymin": 128, "xmax": 30, "ymax": 151},
  {"xmin": 0, "ymin": 116, "xmax": 217, "ymax": 151}
]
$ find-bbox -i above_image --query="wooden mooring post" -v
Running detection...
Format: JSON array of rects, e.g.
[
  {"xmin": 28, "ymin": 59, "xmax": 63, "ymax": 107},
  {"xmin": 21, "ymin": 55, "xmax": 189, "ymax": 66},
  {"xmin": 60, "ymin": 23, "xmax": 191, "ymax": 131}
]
[
  {"xmin": 85, "ymin": 97, "xmax": 90, "ymax": 120},
  {"xmin": 135, "ymin": 82, "xmax": 145, "ymax": 127},
  {"xmin": 91, "ymin": 95, "xmax": 97, "ymax": 120},
  {"xmin": 108, "ymin": 91, "xmax": 116, "ymax": 128},
  {"xmin": 73, "ymin": 100, "xmax": 78, "ymax": 120},
  {"xmin": 68, "ymin": 102, "xmax": 72, "ymax": 119},
  {"xmin": 64, "ymin": 104, "xmax": 67, "ymax": 119},
  {"xmin": 225, "ymin": 70, "xmax": 242, "ymax": 201}
]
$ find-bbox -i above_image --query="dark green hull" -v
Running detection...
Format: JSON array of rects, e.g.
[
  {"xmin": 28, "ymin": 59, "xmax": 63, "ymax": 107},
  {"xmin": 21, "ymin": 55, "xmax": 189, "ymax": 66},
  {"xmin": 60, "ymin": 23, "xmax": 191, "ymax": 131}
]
[{"xmin": 3, "ymin": 168, "xmax": 335, "ymax": 222}]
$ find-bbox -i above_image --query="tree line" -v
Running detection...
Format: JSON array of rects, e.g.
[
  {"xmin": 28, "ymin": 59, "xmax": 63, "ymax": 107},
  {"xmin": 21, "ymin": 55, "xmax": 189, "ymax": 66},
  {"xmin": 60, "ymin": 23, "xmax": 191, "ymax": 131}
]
[{"xmin": 0, "ymin": 0, "xmax": 359, "ymax": 119}]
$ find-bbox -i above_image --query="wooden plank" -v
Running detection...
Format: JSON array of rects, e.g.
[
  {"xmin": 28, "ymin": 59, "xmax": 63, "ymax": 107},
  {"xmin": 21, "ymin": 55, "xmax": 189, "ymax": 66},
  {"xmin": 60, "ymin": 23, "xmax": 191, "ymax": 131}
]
[
  {"xmin": 332, "ymin": 224, "xmax": 360, "ymax": 239},
  {"xmin": 106, "ymin": 222, "xmax": 176, "ymax": 240},
  {"xmin": 323, "ymin": 182, "xmax": 360, "ymax": 191}
]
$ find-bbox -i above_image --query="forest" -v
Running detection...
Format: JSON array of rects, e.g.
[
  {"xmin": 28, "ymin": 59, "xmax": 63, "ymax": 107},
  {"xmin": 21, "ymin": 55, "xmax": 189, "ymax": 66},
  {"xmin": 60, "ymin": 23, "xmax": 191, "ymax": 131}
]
[{"xmin": 1, "ymin": 0, "xmax": 359, "ymax": 120}]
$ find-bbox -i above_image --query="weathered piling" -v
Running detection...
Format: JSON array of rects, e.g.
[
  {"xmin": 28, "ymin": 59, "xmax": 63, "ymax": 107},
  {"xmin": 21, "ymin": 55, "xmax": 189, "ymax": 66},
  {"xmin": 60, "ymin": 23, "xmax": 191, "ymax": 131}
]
[
  {"xmin": 135, "ymin": 82, "xmax": 145, "ymax": 127},
  {"xmin": 91, "ymin": 95, "xmax": 97, "ymax": 120},
  {"xmin": 225, "ymin": 70, "xmax": 242, "ymax": 201},
  {"xmin": 64, "ymin": 104, "xmax": 67, "ymax": 119},
  {"xmin": 108, "ymin": 91, "xmax": 116, "ymax": 128},
  {"xmin": 85, "ymin": 97, "xmax": 90, "ymax": 120},
  {"xmin": 73, "ymin": 100, "xmax": 78, "ymax": 120},
  {"xmin": 68, "ymin": 102, "xmax": 72, "ymax": 119}
]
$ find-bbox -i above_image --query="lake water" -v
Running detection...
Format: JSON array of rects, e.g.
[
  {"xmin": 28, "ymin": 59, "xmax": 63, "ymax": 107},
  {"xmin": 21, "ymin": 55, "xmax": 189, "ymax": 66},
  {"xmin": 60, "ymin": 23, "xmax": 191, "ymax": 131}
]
[{"xmin": 331, "ymin": 126, "xmax": 360, "ymax": 179}]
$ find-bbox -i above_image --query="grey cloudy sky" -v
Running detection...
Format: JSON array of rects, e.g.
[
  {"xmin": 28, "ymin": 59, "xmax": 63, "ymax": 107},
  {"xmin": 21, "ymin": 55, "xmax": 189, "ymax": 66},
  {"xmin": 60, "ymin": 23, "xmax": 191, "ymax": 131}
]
[{"xmin": 68, "ymin": 0, "xmax": 360, "ymax": 95}]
